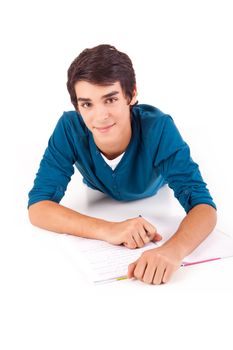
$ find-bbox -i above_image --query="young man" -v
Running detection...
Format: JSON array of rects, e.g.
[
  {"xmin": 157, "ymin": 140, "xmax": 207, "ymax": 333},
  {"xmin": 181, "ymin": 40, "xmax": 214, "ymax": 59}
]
[{"xmin": 28, "ymin": 44, "xmax": 217, "ymax": 285}]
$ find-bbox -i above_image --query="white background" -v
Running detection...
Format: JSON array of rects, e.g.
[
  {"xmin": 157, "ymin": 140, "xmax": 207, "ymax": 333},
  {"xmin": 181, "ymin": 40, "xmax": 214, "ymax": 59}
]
[{"xmin": 1, "ymin": 1, "xmax": 233, "ymax": 349}]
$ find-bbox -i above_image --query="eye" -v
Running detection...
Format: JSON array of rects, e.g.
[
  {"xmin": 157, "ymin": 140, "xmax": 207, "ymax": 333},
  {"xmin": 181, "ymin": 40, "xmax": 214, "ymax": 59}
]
[
  {"xmin": 81, "ymin": 102, "xmax": 92, "ymax": 108},
  {"xmin": 105, "ymin": 97, "xmax": 118, "ymax": 104}
]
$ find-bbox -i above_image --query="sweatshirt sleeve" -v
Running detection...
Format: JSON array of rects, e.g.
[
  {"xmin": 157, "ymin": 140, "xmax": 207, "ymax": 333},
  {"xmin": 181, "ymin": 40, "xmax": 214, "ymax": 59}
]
[
  {"xmin": 28, "ymin": 113, "xmax": 76, "ymax": 207},
  {"xmin": 155, "ymin": 116, "xmax": 217, "ymax": 213}
]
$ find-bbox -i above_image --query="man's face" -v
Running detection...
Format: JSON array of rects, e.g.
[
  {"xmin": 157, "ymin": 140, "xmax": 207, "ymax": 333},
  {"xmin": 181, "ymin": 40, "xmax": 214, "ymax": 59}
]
[{"xmin": 74, "ymin": 81, "xmax": 137, "ymax": 154}]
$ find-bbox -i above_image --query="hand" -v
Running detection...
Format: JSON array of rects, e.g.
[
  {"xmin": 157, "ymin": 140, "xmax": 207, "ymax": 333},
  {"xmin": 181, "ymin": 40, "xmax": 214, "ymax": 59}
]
[
  {"xmin": 106, "ymin": 217, "xmax": 162, "ymax": 249},
  {"xmin": 127, "ymin": 245, "xmax": 182, "ymax": 284}
]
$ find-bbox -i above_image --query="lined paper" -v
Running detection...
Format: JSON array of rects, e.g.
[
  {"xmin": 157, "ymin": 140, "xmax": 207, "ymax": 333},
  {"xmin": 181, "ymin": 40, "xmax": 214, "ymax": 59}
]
[{"xmin": 57, "ymin": 216, "xmax": 233, "ymax": 284}]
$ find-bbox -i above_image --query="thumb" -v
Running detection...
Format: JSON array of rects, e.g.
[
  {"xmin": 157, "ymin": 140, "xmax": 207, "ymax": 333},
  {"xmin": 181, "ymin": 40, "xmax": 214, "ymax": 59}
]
[
  {"xmin": 152, "ymin": 232, "xmax": 163, "ymax": 242},
  {"xmin": 128, "ymin": 261, "xmax": 137, "ymax": 278}
]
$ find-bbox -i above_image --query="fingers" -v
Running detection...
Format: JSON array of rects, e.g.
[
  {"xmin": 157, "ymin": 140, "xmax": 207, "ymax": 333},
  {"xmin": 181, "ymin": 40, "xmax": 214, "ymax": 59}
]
[
  {"xmin": 123, "ymin": 217, "xmax": 162, "ymax": 249},
  {"xmin": 142, "ymin": 220, "xmax": 158, "ymax": 237},
  {"xmin": 152, "ymin": 264, "xmax": 166, "ymax": 285},
  {"xmin": 128, "ymin": 261, "xmax": 137, "ymax": 278},
  {"xmin": 141, "ymin": 219, "xmax": 163, "ymax": 243},
  {"xmin": 134, "ymin": 227, "xmax": 150, "ymax": 247},
  {"xmin": 139, "ymin": 261, "xmax": 154, "ymax": 284},
  {"xmin": 128, "ymin": 250, "xmax": 178, "ymax": 285},
  {"xmin": 123, "ymin": 229, "xmax": 150, "ymax": 249},
  {"xmin": 132, "ymin": 259, "xmax": 167, "ymax": 285},
  {"xmin": 133, "ymin": 231, "xmax": 146, "ymax": 247},
  {"xmin": 123, "ymin": 236, "xmax": 137, "ymax": 249},
  {"xmin": 152, "ymin": 233, "xmax": 163, "ymax": 242},
  {"xmin": 162, "ymin": 265, "xmax": 174, "ymax": 284}
]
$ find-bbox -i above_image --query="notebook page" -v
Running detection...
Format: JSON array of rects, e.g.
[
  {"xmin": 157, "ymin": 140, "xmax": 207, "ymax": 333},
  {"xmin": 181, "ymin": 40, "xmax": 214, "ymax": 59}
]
[
  {"xmin": 57, "ymin": 216, "xmax": 233, "ymax": 283},
  {"xmin": 145, "ymin": 215, "xmax": 233, "ymax": 263},
  {"xmin": 57, "ymin": 234, "xmax": 158, "ymax": 283},
  {"xmin": 183, "ymin": 229, "xmax": 233, "ymax": 263}
]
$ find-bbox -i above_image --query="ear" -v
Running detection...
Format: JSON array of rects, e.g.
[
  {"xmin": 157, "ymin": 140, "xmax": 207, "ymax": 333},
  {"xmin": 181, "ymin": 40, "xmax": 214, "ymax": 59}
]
[{"xmin": 129, "ymin": 85, "xmax": 138, "ymax": 105}]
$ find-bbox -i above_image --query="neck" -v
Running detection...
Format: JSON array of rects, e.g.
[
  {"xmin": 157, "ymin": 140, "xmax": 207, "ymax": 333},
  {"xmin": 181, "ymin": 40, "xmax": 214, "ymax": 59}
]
[
  {"xmin": 101, "ymin": 147, "xmax": 126, "ymax": 160},
  {"xmin": 95, "ymin": 126, "xmax": 132, "ymax": 160}
]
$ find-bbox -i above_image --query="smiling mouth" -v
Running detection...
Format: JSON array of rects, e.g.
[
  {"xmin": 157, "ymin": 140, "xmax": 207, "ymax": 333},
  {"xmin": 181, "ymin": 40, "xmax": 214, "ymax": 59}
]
[{"xmin": 94, "ymin": 123, "xmax": 116, "ymax": 133}]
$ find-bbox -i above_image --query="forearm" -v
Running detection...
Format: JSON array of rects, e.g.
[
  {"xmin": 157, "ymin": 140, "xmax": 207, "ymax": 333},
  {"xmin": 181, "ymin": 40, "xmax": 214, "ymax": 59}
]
[
  {"xmin": 163, "ymin": 204, "xmax": 217, "ymax": 259},
  {"xmin": 28, "ymin": 200, "xmax": 110, "ymax": 240}
]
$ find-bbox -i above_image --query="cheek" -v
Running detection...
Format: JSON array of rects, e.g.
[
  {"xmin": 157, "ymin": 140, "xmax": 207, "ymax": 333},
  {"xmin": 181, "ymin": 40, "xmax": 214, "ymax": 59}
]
[
  {"xmin": 80, "ymin": 113, "xmax": 93, "ymax": 129},
  {"xmin": 116, "ymin": 106, "xmax": 131, "ymax": 124}
]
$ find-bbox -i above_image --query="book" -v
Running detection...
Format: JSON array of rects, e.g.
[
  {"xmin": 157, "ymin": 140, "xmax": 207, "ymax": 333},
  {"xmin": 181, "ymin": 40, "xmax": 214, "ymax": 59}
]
[{"xmin": 56, "ymin": 216, "xmax": 233, "ymax": 284}]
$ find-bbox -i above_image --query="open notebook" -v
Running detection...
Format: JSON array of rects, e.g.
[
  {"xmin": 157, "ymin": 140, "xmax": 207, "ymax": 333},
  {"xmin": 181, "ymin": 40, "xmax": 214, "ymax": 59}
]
[{"xmin": 56, "ymin": 216, "xmax": 233, "ymax": 284}]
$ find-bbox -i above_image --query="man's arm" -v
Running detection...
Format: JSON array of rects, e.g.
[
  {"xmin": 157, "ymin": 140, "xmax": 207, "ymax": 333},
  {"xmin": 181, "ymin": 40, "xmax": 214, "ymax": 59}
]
[
  {"xmin": 28, "ymin": 200, "xmax": 162, "ymax": 248},
  {"xmin": 162, "ymin": 203, "xmax": 217, "ymax": 258},
  {"xmin": 128, "ymin": 204, "xmax": 217, "ymax": 284},
  {"xmin": 28, "ymin": 200, "xmax": 110, "ymax": 240}
]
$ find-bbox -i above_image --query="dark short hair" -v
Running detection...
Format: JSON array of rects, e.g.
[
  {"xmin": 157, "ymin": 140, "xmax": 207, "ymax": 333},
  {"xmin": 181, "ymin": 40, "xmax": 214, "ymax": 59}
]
[{"xmin": 67, "ymin": 44, "xmax": 137, "ymax": 110}]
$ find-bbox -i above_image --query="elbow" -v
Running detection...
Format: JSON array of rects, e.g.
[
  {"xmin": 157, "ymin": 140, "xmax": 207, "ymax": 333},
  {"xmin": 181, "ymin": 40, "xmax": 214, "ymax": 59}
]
[
  {"xmin": 212, "ymin": 205, "xmax": 217, "ymax": 227},
  {"xmin": 28, "ymin": 201, "xmax": 50, "ymax": 227},
  {"xmin": 28, "ymin": 200, "xmax": 58, "ymax": 229},
  {"xmin": 206, "ymin": 203, "xmax": 217, "ymax": 224},
  {"xmin": 192, "ymin": 203, "xmax": 218, "ymax": 230},
  {"xmin": 209, "ymin": 205, "xmax": 217, "ymax": 232},
  {"xmin": 28, "ymin": 203, "xmax": 39, "ymax": 227}
]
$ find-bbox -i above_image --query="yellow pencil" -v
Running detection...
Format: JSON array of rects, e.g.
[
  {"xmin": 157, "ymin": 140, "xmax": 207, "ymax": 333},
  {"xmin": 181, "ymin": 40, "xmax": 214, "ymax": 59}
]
[{"xmin": 116, "ymin": 276, "xmax": 128, "ymax": 281}]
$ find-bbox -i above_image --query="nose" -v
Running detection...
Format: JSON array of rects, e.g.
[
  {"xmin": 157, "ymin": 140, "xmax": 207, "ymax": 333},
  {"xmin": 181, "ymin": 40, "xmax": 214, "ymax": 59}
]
[{"xmin": 94, "ymin": 105, "xmax": 109, "ymax": 123}]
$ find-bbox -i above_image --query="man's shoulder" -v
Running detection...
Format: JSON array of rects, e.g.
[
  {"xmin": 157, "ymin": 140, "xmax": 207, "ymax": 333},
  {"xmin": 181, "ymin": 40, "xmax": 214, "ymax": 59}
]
[
  {"xmin": 133, "ymin": 104, "xmax": 172, "ymax": 128},
  {"xmin": 59, "ymin": 110, "xmax": 81, "ymax": 123},
  {"xmin": 56, "ymin": 110, "xmax": 87, "ymax": 135}
]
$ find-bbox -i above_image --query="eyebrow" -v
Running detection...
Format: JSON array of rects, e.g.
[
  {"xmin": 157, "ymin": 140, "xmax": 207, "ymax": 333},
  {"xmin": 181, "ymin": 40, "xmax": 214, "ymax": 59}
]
[{"xmin": 77, "ymin": 91, "xmax": 119, "ymax": 102}]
